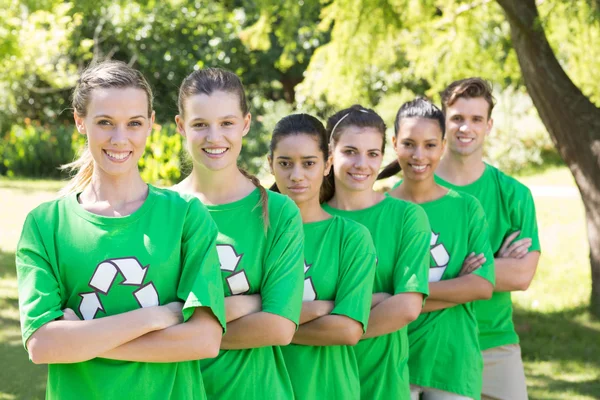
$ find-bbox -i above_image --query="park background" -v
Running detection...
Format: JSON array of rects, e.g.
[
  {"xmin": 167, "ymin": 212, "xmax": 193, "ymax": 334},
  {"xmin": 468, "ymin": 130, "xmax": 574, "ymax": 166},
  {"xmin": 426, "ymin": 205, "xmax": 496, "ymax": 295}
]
[{"xmin": 1, "ymin": 0, "xmax": 599, "ymax": 399}]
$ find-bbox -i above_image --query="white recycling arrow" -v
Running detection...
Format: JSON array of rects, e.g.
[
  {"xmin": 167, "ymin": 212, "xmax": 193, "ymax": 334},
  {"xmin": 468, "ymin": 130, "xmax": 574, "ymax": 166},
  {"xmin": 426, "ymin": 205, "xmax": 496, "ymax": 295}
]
[
  {"xmin": 226, "ymin": 270, "xmax": 250, "ymax": 295},
  {"xmin": 217, "ymin": 245, "xmax": 243, "ymax": 272},
  {"xmin": 303, "ymin": 260, "xmax": 317, "ymax": 301},
  {"xmin": 89, "ymin": 261, "xmax": 118, "ymax": 294},
  {"xmin": 134, "ymin": 282, "xmax": 160, "ymax": 308},
  {"xmin": 79, "ymin": 292, "xmax": 104, "ymax": 320},
  {"xmin": 111, "ymin": 257, "xmax": 148, "ymax": 286},
  {"xmin": 429, "ymin": 232, "xmax": 450, "ymax": 283}
]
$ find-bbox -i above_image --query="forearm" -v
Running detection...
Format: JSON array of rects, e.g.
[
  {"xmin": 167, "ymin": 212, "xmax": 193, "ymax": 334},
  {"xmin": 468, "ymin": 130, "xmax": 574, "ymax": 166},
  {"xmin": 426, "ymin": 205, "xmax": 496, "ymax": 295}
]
[
  {"xmin": 292, "ymin": 315, "xmax": 362, "ymax": 346},
  {"xmin": 101, "ymin": 308, "xmax": 222, "ymax": 362},
  {"xmin": 225, "ymin": 294, "xmax": 262, "ymax": 323},
  {"xmin": 221, "ymin": 312, "xmax": 296, "ymax": 349},
  {"xmin": 494, "ymin": 252, "xmax": 540, "ymax": 292},
  {"xmin": 428, "ymin": 275, "xmax": 493, "ymax": 303},
  {"xmin": 299, "ymin": 301, "xmax": 334, "ymax": 324},
  {"xmin": 371, "ymin": 292, "xmax": 391, "ymax": 308},
  {"xmin": 362, "ymin": 293, "xmax": 423, "ymax": 339},
  {"xmin": 422, "ymin": 299, "xmax": 457, "ymax": 313},
  {"xmin": 27, "ymin": 307, "xmax": 163, "ymax": 364}
]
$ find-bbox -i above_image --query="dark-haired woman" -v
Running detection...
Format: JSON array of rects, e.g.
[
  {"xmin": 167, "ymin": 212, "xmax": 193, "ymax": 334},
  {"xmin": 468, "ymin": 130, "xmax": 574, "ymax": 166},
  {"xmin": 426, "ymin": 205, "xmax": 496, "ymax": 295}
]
[
  {"xmin": 385, "ymin": 98, "xmax": 495, "ymax": 400},
  {"xmin": 322, "ymin": 105, "xmax": 431, "ymax": 400},
  {"xmin": 269, "ymin": 113, "xmax": 377, "ymax": 399},
  {"xmin": 173, "ymin": 68, "xmax": 304, "ymax": 400}
]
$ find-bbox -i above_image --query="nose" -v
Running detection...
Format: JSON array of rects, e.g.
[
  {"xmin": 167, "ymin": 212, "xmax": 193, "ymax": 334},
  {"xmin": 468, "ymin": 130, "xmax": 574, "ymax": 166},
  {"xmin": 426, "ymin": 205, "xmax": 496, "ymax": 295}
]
[
  {"xmin": 110, "ymin": 125, "xmax": 128, "ymax": 146},
  {"xmin": 354, "ymin": 154, "xmax": 366, "ymax": 168},
  {"xmin": 412, "ymin": 146, "xmax": 424, "ymax": 159},
  {"xmin": 459, "ymin": 123, "xmax": 470, "ymax": 133},
  {"xmin": 205, "ymin": 126, "xmax": 221, "ymax": 143},
  {"xmin": 290, "ymin": 165, "xmax": 303, "ymax": 181}
]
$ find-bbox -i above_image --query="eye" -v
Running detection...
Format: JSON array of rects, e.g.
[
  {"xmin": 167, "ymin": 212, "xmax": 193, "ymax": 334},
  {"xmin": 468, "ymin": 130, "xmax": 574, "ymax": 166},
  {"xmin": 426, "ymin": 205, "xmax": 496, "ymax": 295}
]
[
  {"xmin": 192, "ymin": 122, "xmax": 208, "ymax": 128},
  {"xmin": 129, "ymin": 120, "xmax": 143, "ymax": 127},
  {"xmin": 427, "ymin": 143, "xmax": 437, "ymax": 148},
  {"xmin": 303, "ymin": 161, "xmax": 316, "ymax": 167},
  {"xmin": 343, "ymin": 149, "xmax": 355, "ymax": 155},
  {"xmin": 451, "ymin": 116, "xmax": 462, "ymax": 122},
  {"xmin": 369, "ymin": 151, "xmax": 380, "ymax": 157},
  {"xmin": 278, "ymin": 161, "xmax": 291, "ymax": 168},
  {"xmin": 402, "ymin": 142, "xmax": 413, "ymax": 148},
  {"xmin": 97, "ymin": 119, "xmax": 112, "ymax": 126},
  {"xmin": 222, "ymin": 121, "xmax": 234, "ymax": 127}
]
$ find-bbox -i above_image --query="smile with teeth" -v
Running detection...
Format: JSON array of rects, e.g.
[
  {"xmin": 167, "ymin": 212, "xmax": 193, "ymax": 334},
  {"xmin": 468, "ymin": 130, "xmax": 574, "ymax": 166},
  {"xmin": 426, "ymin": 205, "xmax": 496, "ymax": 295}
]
[
  {"xmin": 349, "ymin": 173, "xmax": 369, "ymax": 181},
  {"xmin": 104, "ymin": 150, "xmax": 132, "ymax": 161},
  {"xmin": 410, "ymin": 164, "xmax": 427, "ymax": 172},
  {"xmin": 203, "ymin": 148, "xmax": 228, "ymax": 155},
  {"xmin": 457, "ymin": 137, "xmax": 474, "ymax": 143}
]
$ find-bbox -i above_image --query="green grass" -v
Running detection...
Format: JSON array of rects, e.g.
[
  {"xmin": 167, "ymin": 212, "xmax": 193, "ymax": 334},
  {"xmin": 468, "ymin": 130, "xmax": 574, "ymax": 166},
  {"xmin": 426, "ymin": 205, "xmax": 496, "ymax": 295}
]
[{"xmin": 0, "ymin": 167, "xmax": 598, "ymax": 399}]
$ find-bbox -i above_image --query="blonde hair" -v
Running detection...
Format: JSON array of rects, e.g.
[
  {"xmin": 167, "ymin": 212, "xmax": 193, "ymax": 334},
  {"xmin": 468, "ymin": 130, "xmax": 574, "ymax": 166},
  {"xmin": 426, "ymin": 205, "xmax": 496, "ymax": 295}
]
[
  {"xmin": 59, "ymin": 61, "xmax": 153, "ymax": 196},
  {"xmin": 178, "ymin": 67, "xmax": 269, "ymax": 231}
]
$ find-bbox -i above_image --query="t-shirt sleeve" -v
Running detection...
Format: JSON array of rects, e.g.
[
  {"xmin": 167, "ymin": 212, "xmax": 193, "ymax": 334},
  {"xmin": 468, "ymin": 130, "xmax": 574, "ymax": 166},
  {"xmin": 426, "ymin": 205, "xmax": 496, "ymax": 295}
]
[
  {"xmin": 394, "ymin": 203, "xmax": 431, "ymax": 297},
  {"xmin": 331, "ymin": 224, "xmax": 377, "ymax": 333},
  {"xmin": 466, "ymin": 196, "xmax": 496, "ymax": 285},
  {"xmin": 16, "ymin": 212, "xmax": 64, "ymax": 350},
  {"xmin": 180, "ymin": 198, "xmax": 226, "ymax": 331},
  {"xmin": 509, "ymin": 184, "xmax": 541, "ymax": 252},
  {"xmin": 260, "ymin": 200, "xmax": 304, "ymax": 326}
]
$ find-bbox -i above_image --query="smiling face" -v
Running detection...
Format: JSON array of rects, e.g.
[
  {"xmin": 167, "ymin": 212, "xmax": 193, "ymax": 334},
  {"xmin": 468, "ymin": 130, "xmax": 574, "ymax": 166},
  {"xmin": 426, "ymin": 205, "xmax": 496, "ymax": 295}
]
[
  {"xmin": 176, "ymin": 90, "xmax": 251, "ymax": 172},
  {"xmin": 331, "ymin": 126, "xmax": 384, "ymax": 193},
  {"xmin": 74, "ymin": 87, "xmax": 153, "ymax": 180},
  {"xmin": 445, "ymin": 97, "xmax": 493, "ymax": 158},
  {"xmin": 270, "ymin": 134, "xmax": 330, "ymax": 206},
  {"xmin": 393, "ymin": 117, "xmax": 445, "ymax": 182}
]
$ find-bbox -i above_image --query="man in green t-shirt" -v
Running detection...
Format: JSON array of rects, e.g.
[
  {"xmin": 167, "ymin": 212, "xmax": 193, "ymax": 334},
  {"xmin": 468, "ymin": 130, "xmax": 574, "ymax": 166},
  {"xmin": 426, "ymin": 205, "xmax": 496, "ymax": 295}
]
[{"xmin": 435, "ymin": 78, "xmax": 541, "ymax": 400}]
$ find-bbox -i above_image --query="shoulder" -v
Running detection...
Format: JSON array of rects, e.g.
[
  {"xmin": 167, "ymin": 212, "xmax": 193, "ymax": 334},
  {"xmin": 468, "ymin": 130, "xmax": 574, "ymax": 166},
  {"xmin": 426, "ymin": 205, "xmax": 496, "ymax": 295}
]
[
  {"xmin": 150, "ymin": 185, "xmax": 210, "ymax": 219},
  {"xmin": 382, "ymin": 196, "xmax": 430, "ymax": 233},
  {"xmin": 25, "ymin": 196, "xmax": 70, "ymax": 226},
  {"xmin": 266, "ymin": 189, "xmax": 302, "ymax": 229},
  {"xmin": 447, "ymin": 189, "xmax": 483, "ymax": 211},
  {"xmin": 486, "ymin": 164, "xmax": 534, "ymax": 201},
  {"xmin": 333, "ymin": 215, "xmax": 373, "ymax": 243}
]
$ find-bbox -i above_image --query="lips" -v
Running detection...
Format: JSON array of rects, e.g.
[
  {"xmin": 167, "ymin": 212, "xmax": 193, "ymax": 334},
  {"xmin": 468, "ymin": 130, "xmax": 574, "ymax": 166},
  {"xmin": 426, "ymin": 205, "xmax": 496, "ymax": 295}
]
[
  {"xmin": 457, "ymin": 137, "xmax": 474, "ymax": 144},
  {"xmin": 104, "ymin": 150, "xmax": 132, "ymax": 162},
  {"xmin": 348, "ymin": 173, "xmax": 369, "ymax": 181},
  {"xmin": 288, "ymin": 186, "xmax": 309, "ymax": 193},
  {"xmin": 409, "ymin": 164, "xmax": 428, "ymax": 172},
  {"xmin": 203, "ymin": 147, "xmax": 228, "ymax": 155}
]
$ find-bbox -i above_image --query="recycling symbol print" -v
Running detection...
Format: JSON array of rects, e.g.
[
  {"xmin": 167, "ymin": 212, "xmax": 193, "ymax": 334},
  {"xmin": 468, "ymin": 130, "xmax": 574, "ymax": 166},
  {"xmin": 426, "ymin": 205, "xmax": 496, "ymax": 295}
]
[
  {"xmin": 217, "ymin": 245, "xmax": 250, "ymax": 295},
  {"xmin": 79, "ymin": 257, "xmax": 159, "ymax": 320},
  {"xmin": 303, "ymin": 260, "xmax": 317, "ymax": 301},
  {"xmin": 429, "ymin": 232, "xmax": 450, "ymax": 282}
]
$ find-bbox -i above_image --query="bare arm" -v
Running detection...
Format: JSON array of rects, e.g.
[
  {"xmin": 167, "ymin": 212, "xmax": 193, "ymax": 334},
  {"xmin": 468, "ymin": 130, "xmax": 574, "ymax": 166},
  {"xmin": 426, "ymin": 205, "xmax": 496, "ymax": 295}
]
[
  {"xmin": 225, "ymin": 295, "xmax": 262, "ymax": 323},
  {"xmin": 292, "ymin": 315, "xmax": 363, "ymax": 346},
  {"xmin": 220, "ymin": 312, "xmax": 296, "ymax": 349},
  {"xmin": 421, "ymin": 299, "xmax": 457, "ymax": 313},
  {"xmin": 361, "ymin": 292, "xmax": 423, "ymax": 339},
  {"xmin": 371, "ymin": 292, "xmax": 391, "ymax": 309},
  {"xmin": 27, "ymin": 304, "xmax": 181, "ymax": 364},
  {"xmin": 299, "ymin": 301, "xmax": 335, "ymax": 324},
  {"xmin": 100, "ymin": 307, "xmax": 223, "ymax": 362},
  {"xmin": 494, "ymin": 252, "xmax": 540, "ymax": 292},
  {"xmin": 428, "ymin": 274, "xmax": 493, "ymax": 303}
]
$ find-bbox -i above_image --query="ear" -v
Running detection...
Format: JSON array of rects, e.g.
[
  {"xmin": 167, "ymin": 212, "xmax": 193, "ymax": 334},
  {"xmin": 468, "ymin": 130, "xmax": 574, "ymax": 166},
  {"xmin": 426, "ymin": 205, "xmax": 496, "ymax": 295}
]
[
  {"xmin": 441, "ymin": 138, "xmax": 447, "ymax": 153},
  {"xmin": 267, "ymin": 155, "xmax": 274, "ymax": 174},
  {"xmin": 175, "ymin": 115, "xmax": 186, "ymax": 138},
  {"xmin": 242, "ymin": 113, "xmax": 252, "ymax": 137},
  {"xmin": 486, "ymin": 117, "xmax": 493, "ymax": 136},
  {"xmin": 324, "ymin": 155, "xmax": 333, "ymax": 176},
  {"xmin": 147, "ymin": 111, "xmax": 156, "ymax": 137},
  {"xmin": 74, "ymin": 112, "xmax": 86, "ymax": 135},
  {"xmin": 391, "ymin": 136, "xmax": 398, "ymax": 154}
]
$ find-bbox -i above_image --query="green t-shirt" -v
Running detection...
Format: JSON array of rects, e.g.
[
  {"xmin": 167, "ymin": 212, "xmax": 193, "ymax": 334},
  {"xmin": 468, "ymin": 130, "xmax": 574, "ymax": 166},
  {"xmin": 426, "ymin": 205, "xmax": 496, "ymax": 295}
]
[
  {"xmin": 435, "ymin": 163, "xmax": 541, "ymax": 350},
  {"xmin": 322, "ymin": 197, "xmax": 430, "ymax": 400},
  {"xmin": 16, "ymin": 185, "xmax": 226, "ymax": 400},
  {"xmin": 281, "ymin": 215, "xmax": 377, "ymax": 400},
  {"xmin": 199, "ymin": 189, "xmax": 304, "ymax": 400},
  {"xmin": 406, "ymin": 190, "xmax": 495, "ymax": 399}
]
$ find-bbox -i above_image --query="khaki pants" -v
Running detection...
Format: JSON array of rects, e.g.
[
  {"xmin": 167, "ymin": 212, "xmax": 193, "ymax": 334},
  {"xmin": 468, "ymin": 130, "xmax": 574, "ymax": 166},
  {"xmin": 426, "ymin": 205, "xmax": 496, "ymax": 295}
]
[
  {"xmin": 481, "ymin": 344, "xmax": 528, "ymax": 400},
  {"xmin": 410, "ymin": 385, "xmax": 473, "ymax": 400}
]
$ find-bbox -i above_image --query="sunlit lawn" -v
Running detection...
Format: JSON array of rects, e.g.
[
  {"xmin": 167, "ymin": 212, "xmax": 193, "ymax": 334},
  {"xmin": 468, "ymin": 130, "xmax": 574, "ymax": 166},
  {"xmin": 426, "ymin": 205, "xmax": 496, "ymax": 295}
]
[{"xmin": 0, "ymin": 169, "xmax": 598, "ymax": 399}]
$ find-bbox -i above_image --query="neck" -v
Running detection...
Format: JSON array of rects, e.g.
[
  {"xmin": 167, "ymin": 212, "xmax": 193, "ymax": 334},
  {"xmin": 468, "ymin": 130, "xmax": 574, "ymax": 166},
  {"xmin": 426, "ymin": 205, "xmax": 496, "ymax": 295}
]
[
  {"xmin": 297, "ymin": 197, "xmax": 330, "ymax": 223},
  {"xmin": 80, "ymin": 168, "xmax": 148, "ymax": 210},
  {"xmin": 437, "ymin": 150, "xmax": 486, "ymax": 185},
  {"xmin": 182, "ymin": 164, "xmax": 255, "ymax": 205},
  {"xmin": 392, "ymin": 177, "xmax": 445, "ymax": 204},
  {"xmin": 328, "ymin": 184, "xmax": 383, "ymax": 211}
]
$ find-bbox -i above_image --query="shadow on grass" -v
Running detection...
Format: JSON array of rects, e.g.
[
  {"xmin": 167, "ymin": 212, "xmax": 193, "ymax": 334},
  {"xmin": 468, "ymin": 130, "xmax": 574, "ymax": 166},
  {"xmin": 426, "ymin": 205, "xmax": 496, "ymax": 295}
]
[
  {"xmin": 515, "ymin": 305, "xmax": 600, "ymax": 399},
  {"xmin": 0, "ymin": 249, "xmax": 16, "ymax": 279}
]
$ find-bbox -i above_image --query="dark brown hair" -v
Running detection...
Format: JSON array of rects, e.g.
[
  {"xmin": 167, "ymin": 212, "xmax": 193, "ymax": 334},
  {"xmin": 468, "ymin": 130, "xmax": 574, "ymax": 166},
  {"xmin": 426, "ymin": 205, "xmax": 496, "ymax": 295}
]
[
  {"xmin": 440, "ymin": 77, "xmax": 495, "ymax": 119},
  {"xmin": 178, "ymin": 68, "xmax": 268, "ymax": 229}
]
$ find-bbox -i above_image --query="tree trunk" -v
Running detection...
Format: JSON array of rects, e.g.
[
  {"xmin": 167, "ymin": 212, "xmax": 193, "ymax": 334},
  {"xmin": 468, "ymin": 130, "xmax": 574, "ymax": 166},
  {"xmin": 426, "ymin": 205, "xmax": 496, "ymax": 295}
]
[{"xmin": 496, "ymin": 0, "xmax": 600, "ymax": 317}]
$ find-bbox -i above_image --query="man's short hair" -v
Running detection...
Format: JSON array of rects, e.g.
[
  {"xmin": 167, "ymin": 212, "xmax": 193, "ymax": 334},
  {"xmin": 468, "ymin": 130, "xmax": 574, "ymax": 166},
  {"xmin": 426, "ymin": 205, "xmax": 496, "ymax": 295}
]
[{"xmin": 441, "ymin": 78, "xmax": 496, "ymax": 119}]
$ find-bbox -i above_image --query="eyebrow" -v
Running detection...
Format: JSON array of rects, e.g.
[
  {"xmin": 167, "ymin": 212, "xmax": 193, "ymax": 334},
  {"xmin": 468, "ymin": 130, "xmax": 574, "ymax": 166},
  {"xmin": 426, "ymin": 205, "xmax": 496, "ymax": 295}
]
[
  {"xmin": 190, "ymin": 115, "xmax": 239, "ymax": 121},
  {"xmin": 276, "ymin": 156, "xmax": 319, "ymax": 160},
  {"xmin": 93, "ymin": 114, "xmax": 146, "ymax": 119}
]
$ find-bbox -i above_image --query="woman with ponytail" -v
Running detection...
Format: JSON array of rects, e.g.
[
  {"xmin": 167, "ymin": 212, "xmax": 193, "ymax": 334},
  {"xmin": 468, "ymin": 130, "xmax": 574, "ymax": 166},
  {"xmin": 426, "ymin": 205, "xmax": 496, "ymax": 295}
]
[
  {"xmin": 16, "ymin": 61, "xmax": 226, "ymax": 400},
  {"xmin": 174, "ymin": 68, "xmax": 304, "ymax": 400},
  {"xmin": 268, "ymin": 114, "xmax": 377, "ymax": 399},
  {"xmin": 321, "ymin": 105, "xmax": 431, "ymax": 400},
  {"xmin": 385, "ymin": 98, "xmax": 495, "ymax": 400}
]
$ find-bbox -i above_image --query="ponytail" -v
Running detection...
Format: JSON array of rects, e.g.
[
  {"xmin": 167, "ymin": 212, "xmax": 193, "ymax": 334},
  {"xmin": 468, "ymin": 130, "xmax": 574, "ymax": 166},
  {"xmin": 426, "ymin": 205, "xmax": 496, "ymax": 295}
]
[
  {"xmin": 377, "ymin": 160, "xmax": 402, "ymax": 180},
  {"xmin": 239, "ymin": 168, "xmax": 270, "ymax": 233},
  {"xmin": 59, "ymin": 147, "xmax": 94, "ymax": 197}
]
